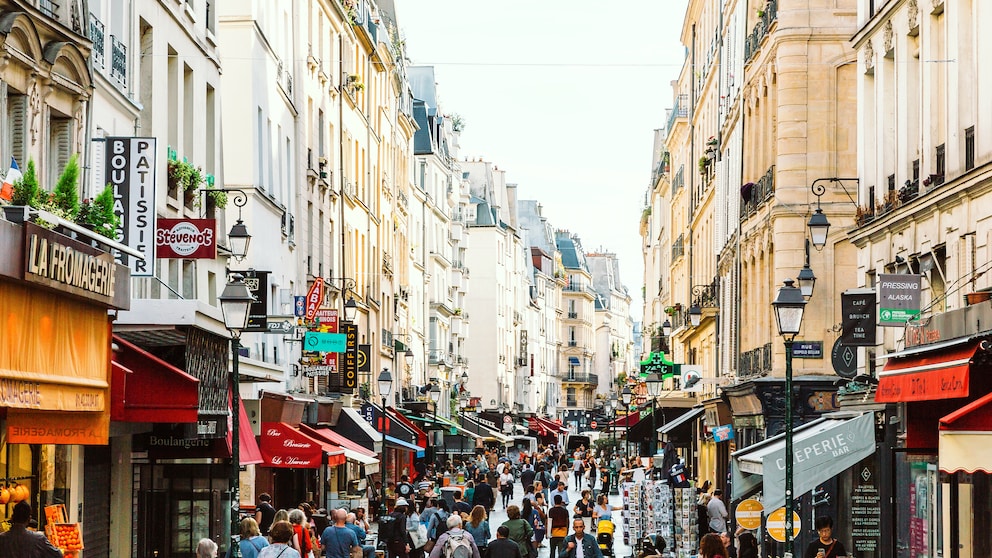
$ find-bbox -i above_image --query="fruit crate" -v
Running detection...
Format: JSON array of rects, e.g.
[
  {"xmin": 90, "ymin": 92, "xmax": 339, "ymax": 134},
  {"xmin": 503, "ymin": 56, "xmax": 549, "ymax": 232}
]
[{"xmin": 50, "ymin": 522, "xmax": 84, "ymax": 552}]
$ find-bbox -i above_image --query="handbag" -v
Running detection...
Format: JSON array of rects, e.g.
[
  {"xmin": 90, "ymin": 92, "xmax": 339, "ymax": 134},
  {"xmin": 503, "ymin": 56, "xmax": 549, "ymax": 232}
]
[
  {"xmin": 423, "ymin": 539, "xmax": 436, "ymax": 553},
  {"xmin": 350, "ymin": 546, "xmax": 363, "ymax": 558}
]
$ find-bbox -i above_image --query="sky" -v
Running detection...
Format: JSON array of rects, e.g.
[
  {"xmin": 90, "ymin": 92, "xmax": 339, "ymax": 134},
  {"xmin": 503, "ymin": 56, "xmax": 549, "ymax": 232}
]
[{"xmin": 395, "ymin": 0, "xmax": 691, "ymax": 322}]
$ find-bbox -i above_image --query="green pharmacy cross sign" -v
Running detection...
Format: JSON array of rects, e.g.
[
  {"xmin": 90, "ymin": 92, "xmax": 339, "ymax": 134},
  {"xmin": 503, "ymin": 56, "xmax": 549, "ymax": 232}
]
[{"xmin": 640, "ymin": 352, "xmax": 680, "ymax": 380}]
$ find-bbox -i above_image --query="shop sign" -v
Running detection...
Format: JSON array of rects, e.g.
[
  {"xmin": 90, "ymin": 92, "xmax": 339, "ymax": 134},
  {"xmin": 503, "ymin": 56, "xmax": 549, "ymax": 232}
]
[
  {"xmin": 876, "ymin": 366, "xmax": 969, "ymax": 402},
  {"xmin": 735, "ymin": 499, "xmax": 763, "ymax": 530},
  {"xmin": 304, "ymin": 278, "xmax": 325, "ymax": 321},
  {"xmin": 711, "ymin": 424, "xmax": 734, "ymax": 442},
  {"xmin": 341, "ymin": 322, "xmax": 358, "ymax": 390},
  {"xmin": 878, "ymin": 274, "xmax": 922, "ymax": 326},
  {"xmin": 0, "ymin": 376, "xmax": 105, "ymax": 412},
  {"xmin": 23, "ymin": 223, "xmax": 119, "ymax": 306},
  {"xmin": 155, "ymin": 218, "xmax": 216, "ymax": 259},
  {"xmin": 303, "ymin": 331, "xmax": 347, "ymax": 353},
  {"xmin": 260, "ymin": 422, "xmax": 322, "ymax": 468},
  {"xmin": 841, "ymin": 290, "xmax": 876, "ymax": 346},
  {"xmin": 851, "ymin": 458, "xmax": 881, "ymax": 553},
  {"xmin": 358, "ymin": 344, "xmax": 371, "ymax": 372},
  {"xmin": 301, "ymin": 364, "xmax": 334, "ymax": 377},
  {"xmin": 792, "ymin": 341, "xmax": 822, "ymax": 358},
  {"xmin": 7, "ymin": 409, "xmax": 109, "ymax": 445},
  {"xmin": 765, "ymin": 507, "xmax": 801, "ymax": 542},
  {"xmin": 831, "ymin": 339, "xmax": 858, "ymax": 379},
  {"xmin": 104, "ymin": 137, "xmax": 156, "ymax": 276},
  {"xmin": 241, "ymin": 271, "xmax": 269, "ymax": 332}
]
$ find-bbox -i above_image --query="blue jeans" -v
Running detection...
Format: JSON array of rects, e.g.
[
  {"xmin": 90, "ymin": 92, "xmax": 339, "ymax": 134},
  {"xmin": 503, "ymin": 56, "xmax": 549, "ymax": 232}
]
[{"xmin": 362, "ymin": 544, "xmax": 376, "ymax": 558}]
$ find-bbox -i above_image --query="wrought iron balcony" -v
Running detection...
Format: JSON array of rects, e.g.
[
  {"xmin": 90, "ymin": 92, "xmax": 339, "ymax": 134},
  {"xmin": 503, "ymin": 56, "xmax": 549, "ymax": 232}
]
[
  {"xmin": 740, "ymin": 165, "xmax": 776, "ymax": 222},
  {"xmin": 39, "ymin": 0, "xmax": 60, "ymax": 19},
  {"xmin": 691, "ymin": 278, "xmax": 719, "ymax": 309},
  {"xmin": 744, "ymin": 0, "xmax": 778, "ymax": 64},
  {"xmin": 110, "ymin": 35, "xmax": 127, "ymax": 88},
  {"xmin": 672, "ymin": 234, "xmax": 684, "ymax": 260},
  {"xmin": 666, "ymin": 94, "xmax": 689, "ymax": 132},
  {"xmin": 563, "ymin": 373, "xmax": 598, "ymax": 386},
  {"xmin": 738, "ymin": 343, "xmax": 772, "ymax": 379},
  {"xmin": 89, "ymin": 14, "xmax": 105, "ymax": 68}
]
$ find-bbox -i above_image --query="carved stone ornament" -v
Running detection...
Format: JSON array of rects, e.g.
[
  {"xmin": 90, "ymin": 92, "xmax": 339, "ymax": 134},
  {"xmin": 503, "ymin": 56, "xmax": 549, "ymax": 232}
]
[
  {"xmin": 907, "ymin": 0, "xmax": 919, "ymax": 28},
  {"xmin": 864, "ymin": 40, "xmax": 875, "ymax": 72},
  {"xmin": 932, "ymin": 0, "xmax": 943, "ymax": 11},
  {"xmin": 28, "ymin": 81, "xmax": 41, "ymax": 145},
  {"xmin": 883, "ymin": 21, "xmax": 894, "ymax": 53}
]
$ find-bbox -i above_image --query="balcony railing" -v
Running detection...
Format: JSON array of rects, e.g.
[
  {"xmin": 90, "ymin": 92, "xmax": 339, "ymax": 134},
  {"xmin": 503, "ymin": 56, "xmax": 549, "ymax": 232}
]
[
  {"xmin": 39, "ymin": 0, "xmax": 60, "ymax": 19},
  {"xmin": 89, "ymin": 14, "xmax": 105, "ymax": 69},
  {"xmin": 564, "ymin": 373, "xmax": 598, "ymax": 386},
  {"xmin": 744, "ymin": 0, "xmax": 778, "ymax": 63},
  {"xmin": 671, "ymin": 166, "xmax": 684, "ymax": 196},
  {"xmin": 666, "ymin": 93, "xmax": 689, "ymax": 131},
  {"xmin": 740, "ymin": 165, "xmax": 776, "ymax": 222},
  {"xmin": 567, "ymin": 312, "xmax": 578, "ymax": 319},
  {"xmin": 110, "ymin": 35, "xmax": 127, "ymax": 88},
  {"xmin": 672, "ymin": 234, "xmax": 684, "ymax": 260},
  {"xmin": 738, "ymin": 343, "xmax": 772, "ymax": 379},
  {"xmin": 692, "ymin": 278, "xmax": 720, "ymax": 309}
]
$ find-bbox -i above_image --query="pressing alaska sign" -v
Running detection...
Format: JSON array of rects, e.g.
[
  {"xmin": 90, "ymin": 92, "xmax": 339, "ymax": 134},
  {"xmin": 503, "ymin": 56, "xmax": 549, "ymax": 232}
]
[{"xmin": 878, "ymin": 274, "xmax": 922, "ymax": 326}]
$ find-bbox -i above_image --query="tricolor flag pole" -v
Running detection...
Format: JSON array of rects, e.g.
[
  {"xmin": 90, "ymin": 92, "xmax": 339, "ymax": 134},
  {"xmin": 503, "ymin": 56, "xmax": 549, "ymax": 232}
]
[{"xmin": 1, "ymin": 157, "xmax": 22, "ymax": 202}]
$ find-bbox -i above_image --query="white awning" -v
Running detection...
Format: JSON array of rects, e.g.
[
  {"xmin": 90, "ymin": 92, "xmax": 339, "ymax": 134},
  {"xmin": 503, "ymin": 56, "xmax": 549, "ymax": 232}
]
[{"xmin": 731, "ymin": 412, "xmax": 876, "ymax": 510}]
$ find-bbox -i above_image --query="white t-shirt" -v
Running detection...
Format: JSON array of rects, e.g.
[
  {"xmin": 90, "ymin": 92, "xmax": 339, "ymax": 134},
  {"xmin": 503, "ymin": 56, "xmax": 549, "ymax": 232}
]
[
  {"xmin": 576, "ymin": 536, "xmax": 585, "ymax": 558},
  {"xmin": 500, "ymin": 472, "xmax": 514, "ymax": 488}
]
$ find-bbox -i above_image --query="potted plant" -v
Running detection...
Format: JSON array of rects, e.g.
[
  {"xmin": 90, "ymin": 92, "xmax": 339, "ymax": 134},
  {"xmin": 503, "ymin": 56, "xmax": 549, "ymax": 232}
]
[
  {"xmin": 3, "ymin": 159, "xmax": 40, "ymax": 223},
  {"xmin": 168, "ymin": 159, "xmax": 204, "ymax": 206},
  {"xmin": 76, "ymin": 183, "xmax": 119, "ymax": 239},
  {"xmin": 698, "ymin": 156, "xmax": 709, "ymax": 175}
]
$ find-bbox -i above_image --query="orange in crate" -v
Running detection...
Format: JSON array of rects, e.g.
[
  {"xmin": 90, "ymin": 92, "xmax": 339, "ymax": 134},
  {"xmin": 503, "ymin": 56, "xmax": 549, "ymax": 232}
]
[{"xmin": 51, "ymin": 523, "xmax": 84, "ymax": 551}]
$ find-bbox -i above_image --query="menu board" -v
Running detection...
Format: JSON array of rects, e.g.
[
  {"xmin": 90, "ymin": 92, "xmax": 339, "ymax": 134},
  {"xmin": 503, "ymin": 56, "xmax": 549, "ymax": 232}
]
[{"xmin": 852, "ymin": 459, "xmax": 881, "ymax": 553}]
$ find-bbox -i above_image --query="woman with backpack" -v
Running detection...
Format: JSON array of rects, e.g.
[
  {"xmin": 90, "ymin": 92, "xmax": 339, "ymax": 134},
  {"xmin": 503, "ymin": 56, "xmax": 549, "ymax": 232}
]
[
  {"xmin": 522, "ymin": 495, "xmax": 546, "ymax": 548},
  {"xmin": 427, "ymin": 500, "xmax": 452, "ymax": 549}
]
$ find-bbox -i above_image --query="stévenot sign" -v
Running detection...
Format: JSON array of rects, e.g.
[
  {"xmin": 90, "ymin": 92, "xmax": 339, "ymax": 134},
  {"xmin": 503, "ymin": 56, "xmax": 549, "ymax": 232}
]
[{"xmin": 156, "ymin": 219, "xmax": 216, "ymax": 259}]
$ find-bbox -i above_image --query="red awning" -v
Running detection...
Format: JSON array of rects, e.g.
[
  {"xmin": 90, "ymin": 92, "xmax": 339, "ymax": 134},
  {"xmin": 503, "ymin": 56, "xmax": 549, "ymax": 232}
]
[
  {"xmin": 259, "ymin": 422, "xmax": 345, "ymax": 468},
  {"xmin": 876, "ymin": 342, "xmax": 981, "ymax": 403},
  {"xmin": 227, "ymin": 397, "xmax": 263, "ymax": 466},
  {"xmin": 111, "ymin": 335, "xmax": 199, "ymax": 423},
  {"xmin": 387, "ymin": 408, "xmax": 429, "ymax": 449},
  {"xmin": 300, "ymin": 424, "xmax": 377, "ymax": 458},
  {"xmin": 940, "ymin": 391, "xmax": 992, "ymax": 431},
  {"xmin": 607, "ymin": 411, "xmax": 641, "ymax": 428},
  {"xmin": 527, "ymin": 417, "xmax": 562, "ymax": 438}
]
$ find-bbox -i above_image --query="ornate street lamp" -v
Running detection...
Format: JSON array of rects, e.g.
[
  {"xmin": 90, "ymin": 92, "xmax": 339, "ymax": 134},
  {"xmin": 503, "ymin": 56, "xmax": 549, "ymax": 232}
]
[
  {"xmin": 376, "ymin": 368, "xmax": 393, "ymax": 523},
  {"xmin": 662, "ymin": 319, "xmax": 672, "ymax": 338},
  {"xmin": 771, "ymin": 279, "xmax": 807, "ymax": 554},
  {"xmin": 219, "ymin": 274, "xmax": 255, "ymax": 558},
  {"xmin": 343, "ymin": 296, "xmax": 358, "ymax": 323}
]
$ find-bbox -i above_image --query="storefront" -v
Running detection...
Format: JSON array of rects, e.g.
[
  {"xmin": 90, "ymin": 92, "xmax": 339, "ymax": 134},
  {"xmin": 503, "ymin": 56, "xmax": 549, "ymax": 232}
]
[
  {"xmin": 0, "ymin": 221, "xmax": 129, "ymax": 549},
  {"xmin": 876, "ymin": 303, "xmax": 992, "ymax": 558},
  {"xmin": 300, "ymin": 424, "xmax": 379, "ymax": 510}
]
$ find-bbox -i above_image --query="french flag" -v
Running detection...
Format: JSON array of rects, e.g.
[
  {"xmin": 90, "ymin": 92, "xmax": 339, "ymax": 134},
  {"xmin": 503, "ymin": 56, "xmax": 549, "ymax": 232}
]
[{"xmin": 1, "ymin": 157, "xmax": 21, "ymax": 202}]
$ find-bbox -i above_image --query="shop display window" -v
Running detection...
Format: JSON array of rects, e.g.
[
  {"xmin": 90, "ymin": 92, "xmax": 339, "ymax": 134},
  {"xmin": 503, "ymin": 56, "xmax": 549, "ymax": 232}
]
[{"xmin": 895, "ymin": 453, "xmax": 938, "ymax": 558}]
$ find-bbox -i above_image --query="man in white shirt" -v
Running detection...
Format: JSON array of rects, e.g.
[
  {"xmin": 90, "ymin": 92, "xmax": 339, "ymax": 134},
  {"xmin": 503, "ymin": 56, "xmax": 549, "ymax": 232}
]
[{"xmin": 707, "ymin": 489, "xmax": 729, "ymax": 534}]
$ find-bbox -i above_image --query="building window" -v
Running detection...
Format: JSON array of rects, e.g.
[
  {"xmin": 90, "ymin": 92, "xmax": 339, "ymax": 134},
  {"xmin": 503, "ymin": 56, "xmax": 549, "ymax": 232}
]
[
  {"xmin": 965, "ymin": 126, "xmax": 975, "ymax": 171},
  {"xmin": 48, "ymin": 114, "xmax": 73, "ymax": 185},
  {"xmin": 6, "ymin": 92, "xmax": 27, "ymax": 167},
  {"xmin": 936, "ymin": 144, "xmax": 945, "ymax": 185}
]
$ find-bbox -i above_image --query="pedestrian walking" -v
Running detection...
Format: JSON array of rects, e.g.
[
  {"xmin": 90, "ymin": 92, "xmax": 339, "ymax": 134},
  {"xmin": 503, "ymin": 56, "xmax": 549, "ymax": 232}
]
[
  {"xmin": 239, "ymin": 517, "xmax": 270, "ymax": 558},
  {"xmin": 259, "ymin": 521, "xmax": 303, "ymax": 558},
  {"xmin": 557, "ymin": 518, "xmax": 603, "ymax": 558},
  {"xmin": 548, "ymin": 495, "xmax": 570, "ymax": 558},
  {"xmin": 501, "ymin": 505, "xmax": 535, "ymax": 558},
  {"xmin": 0, "ymin": 502, "xmax": 63, "ymax": 557},
  {"xmin": 487, "ymin": 526, "xmax": 522, "ymax": 558},
  {"xmin": 463, "ymin": 505, "xmax": 491, "ymax": 557},
  {"xmin": 255, "ymin": 493, "xmax": 278, "ymax": 536},
  {"xmin": 320, "ymin": 509, "xmax": 360, "ymax": 558}
]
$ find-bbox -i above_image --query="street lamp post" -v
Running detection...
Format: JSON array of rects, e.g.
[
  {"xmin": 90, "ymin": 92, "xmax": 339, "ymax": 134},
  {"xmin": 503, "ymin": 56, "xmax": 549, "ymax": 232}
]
[
  {"xmin": 219, "ymin": 274, "xmax": 255, "ymax": 558},
  {"xmin": 377, "ymin": 368, "xmax": 394, "ymax": 524},
  {"xmin": 621, "ymin": 386, "xmax": 633, "ymax": 460},
  {"xmin": 646, "ymin": 373, "xmax": 663, "ymax": 456},
  {"xmin": 429, "ymin": 382, "xmax": 442, "ymax": 462},
  {"xmin": 608, "ymin": 394, "xmax": 619, "ymax": 495},
  {"xmin": 772, "ymin": 279, "xmax": 807, "ymax": 556}
]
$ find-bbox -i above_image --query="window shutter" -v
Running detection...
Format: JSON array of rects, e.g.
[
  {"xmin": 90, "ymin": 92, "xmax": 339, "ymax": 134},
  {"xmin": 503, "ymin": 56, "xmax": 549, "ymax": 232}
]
[
  {"xmin": 8, "ymin": 94, "xmax": 27, "ymax": 167},
  {"xmin": 52, "ymin": 118, "xmax": 72, "ymax": 178}
]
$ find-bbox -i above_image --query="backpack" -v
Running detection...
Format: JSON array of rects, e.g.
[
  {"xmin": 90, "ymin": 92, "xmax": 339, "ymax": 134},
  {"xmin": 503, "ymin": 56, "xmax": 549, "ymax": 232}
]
[
  {"xmin": 442, "ymin": 531, "xmax": 474, "ymax": 558},
  {"xmin": 432, "ymin": 511, "xmax": 450, "ymax": 540},
  {"xmin": 387, "ymin": 513, "xmax": 408, "ymax": 544}
]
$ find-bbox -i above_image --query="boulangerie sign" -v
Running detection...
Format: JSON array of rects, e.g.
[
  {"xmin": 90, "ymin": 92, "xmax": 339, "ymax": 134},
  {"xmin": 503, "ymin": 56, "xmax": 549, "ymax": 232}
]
[
  {"xmin": 155, "ymin": 219, "xmax": 216, "ymax": 259},
  {"xmin": 259, "ymin": 422, "xmax": 322, "ymax": 468},
  {"xmin": 104, "ymin": 137, "xmax": 156, "ymax": 276}
]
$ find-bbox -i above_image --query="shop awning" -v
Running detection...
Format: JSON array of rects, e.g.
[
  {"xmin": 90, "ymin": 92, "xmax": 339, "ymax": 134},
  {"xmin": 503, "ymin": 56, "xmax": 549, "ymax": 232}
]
[
  {"xmin": 876, "ymin": 341, "xmax": 982, "ymax": 402},
  {"xmin": 259, "ymin": 422, "xmax": 345, "ymax": 468},
  {"xmin": 938, "ymin": 391, "xmax": 992, "ymax": 473},
  {"xmin": 528, "ymin": 416, "xmax": 564, "ymax": 438},
  {"xmin": 386, "ymin": 408, "xmax": 428, "ymax": 457},
  {"xmin": 607, "ymin": 411, "xmax": 640, "ymax": 428},
  {"xmin": 110, "ymin": 335, "xmax": 200, "ymax": 423},
  {"xmin": 384, "ymin": 434, "xmax": 426, "ymax": 453},
  {"xmin": 657, "ymin": 406, "xmax": 704, "ymax": 436},
  {"xmin": 337, "ymin": 407, "xmax": 384, "ymax": 453},
  {"xmin": 731, "ymin": 412, "xmax": 875, "ymax": 510},
  {"xmin": 301, "ymin": 425, "xmax": 380, "ymax": 473},
  {"xmin": 460, "ymin": 415, "xmax": 512, "ymax": 444},
  {"xmin": 226, "ymin": 400, "xmax": 263, "ymax": 466}
]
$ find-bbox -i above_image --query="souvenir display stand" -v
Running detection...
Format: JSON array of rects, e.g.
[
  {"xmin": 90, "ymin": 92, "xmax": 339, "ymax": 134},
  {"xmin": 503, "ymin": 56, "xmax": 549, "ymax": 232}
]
[{"xmin": 621, "ymin": 480, "xmax": 696, "ymax": 558}]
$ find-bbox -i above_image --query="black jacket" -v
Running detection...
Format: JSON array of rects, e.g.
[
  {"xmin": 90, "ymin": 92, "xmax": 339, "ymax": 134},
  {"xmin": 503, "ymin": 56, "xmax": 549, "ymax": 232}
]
[
  {"xmin": 472, "ymin": 482, "xmax": 495, "ymax": 508},
  {"xmin": 488, "ymin": 538, "xmax": 523, "ymax": 558}
]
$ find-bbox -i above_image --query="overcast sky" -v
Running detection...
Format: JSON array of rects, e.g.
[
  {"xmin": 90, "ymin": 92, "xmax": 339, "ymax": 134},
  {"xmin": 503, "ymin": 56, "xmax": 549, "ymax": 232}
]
[{"xmin": 395, "ymin": 0, "xmax": 690, "ymax": 321}]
